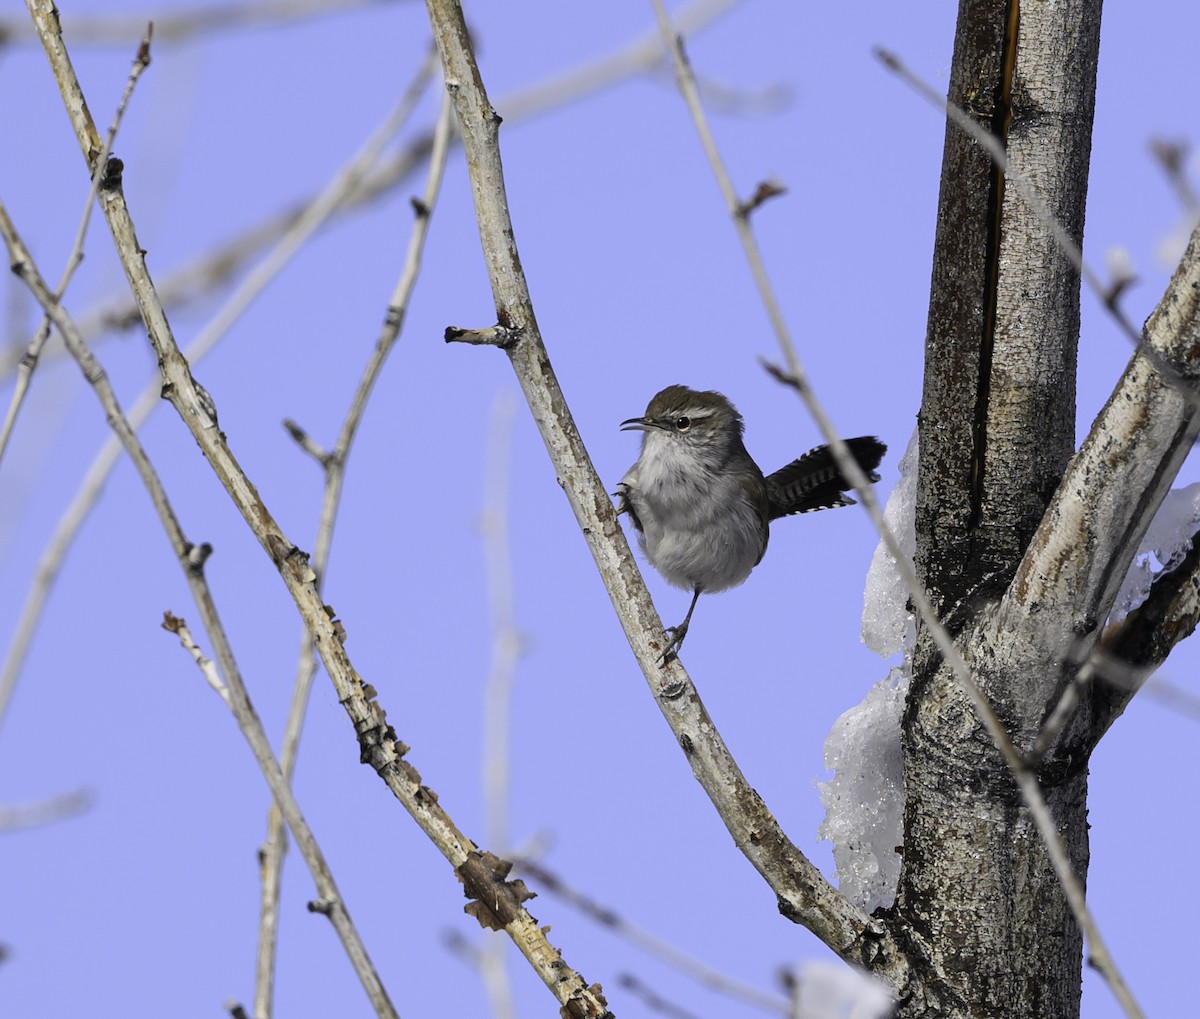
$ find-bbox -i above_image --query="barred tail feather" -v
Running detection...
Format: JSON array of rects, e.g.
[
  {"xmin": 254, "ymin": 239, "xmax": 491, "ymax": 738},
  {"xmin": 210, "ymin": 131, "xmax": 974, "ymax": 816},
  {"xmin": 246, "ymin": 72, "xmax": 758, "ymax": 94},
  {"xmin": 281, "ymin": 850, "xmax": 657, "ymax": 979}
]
[{"xmin": 765, "ymin": 436, "xmax": 886, "ymax": 521}]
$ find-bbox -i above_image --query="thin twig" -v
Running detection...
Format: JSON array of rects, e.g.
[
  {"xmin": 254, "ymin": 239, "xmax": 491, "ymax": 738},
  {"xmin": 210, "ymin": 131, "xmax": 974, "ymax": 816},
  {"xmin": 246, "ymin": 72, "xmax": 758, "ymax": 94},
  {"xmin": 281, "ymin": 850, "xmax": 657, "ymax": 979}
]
[
  {"xmin": 25, "ymin": 3, "xmax": 602, "ymax": 1010},
  {"xmin": 615, "ymin": 974, "xmax": 702, "ymax": 1019},
  {"xmin": 876, "ymin": 47, "xmax": 1200, "ymax": 421},
  {"xmin": 649, "ymin": 5, "xmax": 1143, "ymax": 1016},
  {"xmin": 161, "ymin": 613, "xmax": 401, "ymax": 1019},
  {"xmin": 478, "ymin": 390, "xmax": 522, "ymax": 1019},
  {"xmin": 0, "ymin": 0, "xmax": 741, "ymax": 727},
  {"xmin": 282, "ymin": 418, "xmax": 331, "ymax": 465},
  {"xmin": 0, "ymin": 788, "xmax": 92, "ymax": 833},
  {"xmin": 254, "ymin": 88, "xmax": 454, "ymax": 1019},
  {"xmin": 1149, "ymin": 138, "xmax": 1199, "ymax": 215},
  {"xmin": 1, "ymin": 0, "xmax": 740, "ymax": 382},
  {"xmin": 0, "ymin": 26, "xmax": 151, "ymax": 473},
  {"xmin": 0, "ymin": 0, "xmax": 400, "ymax": 45},
  {"xmin": 0, "ymin": 47, "xmax": 436, "ymax": 740},
  {"xmin": 515, "ymin": 858, "xmax": 790, "ymax": 1017},
  {"xmin": 0, "ymin": 203, "xmax": 400, "ymax": 1019}
]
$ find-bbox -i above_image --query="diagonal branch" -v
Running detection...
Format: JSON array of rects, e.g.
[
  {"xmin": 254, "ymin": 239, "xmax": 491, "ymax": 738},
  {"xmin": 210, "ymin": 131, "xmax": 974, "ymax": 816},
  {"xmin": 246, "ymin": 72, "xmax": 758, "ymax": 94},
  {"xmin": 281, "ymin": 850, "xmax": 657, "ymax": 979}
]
[
  {"xmin": 0, "ymin": 43, "xmax": 436, "ymax": 739},
  {"xmin": 648, "ymin": 4, "xmax": 1145, "ymax": 1016},
  {"xmin": 0, "ymin": 0, "xmax": 739, "ymax": 383},
  {"xmin": 0, "ymin": 28, "xmax": 150, "ymax": 473},
  {"xmin": 998, "ymin": 221, "xmax": 1200, "ymax": 702},
  {"xmin": 422, "ymin": 0, "xmax": 893, "ymax": 986},
  {"xmin": 0, "ymin": 203, "xmax": 400, "ymax": 1019},
  {"xmin": 254, "ymin": 88, "xmax": 455, "ymax": 1019},
  {"xmin": 0, "ymin": 0, "xmax": 403, "ymax": 45},
  {"xmin": 23, "ymin": 2, "xmax": 603, "ymax": 1014}
]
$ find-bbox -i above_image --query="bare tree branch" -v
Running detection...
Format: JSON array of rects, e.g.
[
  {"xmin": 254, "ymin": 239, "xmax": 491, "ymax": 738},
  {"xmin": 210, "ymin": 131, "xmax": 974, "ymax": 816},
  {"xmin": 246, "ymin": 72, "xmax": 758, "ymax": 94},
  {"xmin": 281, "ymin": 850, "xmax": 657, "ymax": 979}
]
[
  {"xmin": 1000, "ymin": 220, "xmax": 1200, "ymax": 690},
  {"xmin": 0, "ymin": 0, "xmax": 405, "ymax": 46},
  {"xmin": 0, "ymin": 45, "xmax": 436, "ymax": 739},
  {"xmin": 162, "ymin": 612, "xmax": 401, "ymax": 1019},
  {"xmin": 0, "ymin": 27, "xmax": 150, "ymax": 472},
  {"xmin": 515, "ymin": 858, "xmax": 790, "ymax": 1017},
  {"xmin": 255, "ymin": 87, "xmax": 455, "ymax": 1019},
  {"xmin": 0, "ymin": 202, "xmax": 401, "ymax": 1019},
  {"xmin": 22, "ymin": 3, "xmax": 603, "ymax": 1012},
  {"xmin": 422, "ymin": 0, "xmax": 889, "ymax": 989},
  {"xmin": 650, "ymin": 4, "xmax": 1147, "ymax": 1015},
  {"xmin": 0, "ymin": 788, "xmax": 91, "ymax": 833},
  {"xmin": 0, "ymin": 0, "xmax": 741, "ymax": 383}
]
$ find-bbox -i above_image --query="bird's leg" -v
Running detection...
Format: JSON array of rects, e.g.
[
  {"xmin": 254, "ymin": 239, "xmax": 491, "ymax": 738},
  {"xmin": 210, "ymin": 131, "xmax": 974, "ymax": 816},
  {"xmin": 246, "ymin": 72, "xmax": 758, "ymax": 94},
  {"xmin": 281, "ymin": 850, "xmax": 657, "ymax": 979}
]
[{"xmin": 661, "ymin": 588, "xmax": 702, "ymax": 664}]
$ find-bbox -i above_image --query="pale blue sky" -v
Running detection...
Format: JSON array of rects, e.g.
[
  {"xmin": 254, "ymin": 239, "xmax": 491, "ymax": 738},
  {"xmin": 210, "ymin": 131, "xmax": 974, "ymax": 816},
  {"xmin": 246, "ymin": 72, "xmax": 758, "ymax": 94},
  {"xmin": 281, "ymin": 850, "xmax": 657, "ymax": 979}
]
[{"xmin": 1, "ymin": 2, "xmax": 1197, "ymax": 1017}]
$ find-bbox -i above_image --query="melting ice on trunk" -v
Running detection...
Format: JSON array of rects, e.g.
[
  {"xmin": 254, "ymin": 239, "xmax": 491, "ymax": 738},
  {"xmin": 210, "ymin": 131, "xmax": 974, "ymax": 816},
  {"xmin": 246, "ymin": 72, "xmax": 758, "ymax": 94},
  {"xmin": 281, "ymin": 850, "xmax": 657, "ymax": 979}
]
[
  {"xmin": 1112, "ymin": 481, "xmax": 1200, "ymax": 620},
  {"xmin": 817, "ymin": 430, "xmax": 917, "ymax": 913}
]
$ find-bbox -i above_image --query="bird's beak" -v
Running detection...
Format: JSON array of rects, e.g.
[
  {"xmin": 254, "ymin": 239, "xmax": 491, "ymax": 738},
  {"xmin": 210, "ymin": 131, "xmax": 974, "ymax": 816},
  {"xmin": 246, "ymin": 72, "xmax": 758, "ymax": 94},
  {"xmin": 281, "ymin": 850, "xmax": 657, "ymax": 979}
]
[{"xmin": 620, "ymin": 416, "xmax": 653, "ymax": 432}]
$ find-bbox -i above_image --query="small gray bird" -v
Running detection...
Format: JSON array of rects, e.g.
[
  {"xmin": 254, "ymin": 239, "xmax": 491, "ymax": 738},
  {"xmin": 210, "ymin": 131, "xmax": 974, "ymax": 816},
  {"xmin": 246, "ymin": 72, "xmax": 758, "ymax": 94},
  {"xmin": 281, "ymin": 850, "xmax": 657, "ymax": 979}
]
[{"xmin": 616, "ymin": 385, "xmax": 886, "ymax": 658}]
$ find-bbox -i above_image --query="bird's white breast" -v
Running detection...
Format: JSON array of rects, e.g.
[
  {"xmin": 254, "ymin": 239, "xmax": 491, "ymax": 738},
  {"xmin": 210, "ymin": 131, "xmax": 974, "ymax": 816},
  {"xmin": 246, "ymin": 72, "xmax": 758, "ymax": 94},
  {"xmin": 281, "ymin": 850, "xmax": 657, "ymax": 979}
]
[{"xmin": 621, "ymin": 432, "xmax": 766, "ymax": 593}]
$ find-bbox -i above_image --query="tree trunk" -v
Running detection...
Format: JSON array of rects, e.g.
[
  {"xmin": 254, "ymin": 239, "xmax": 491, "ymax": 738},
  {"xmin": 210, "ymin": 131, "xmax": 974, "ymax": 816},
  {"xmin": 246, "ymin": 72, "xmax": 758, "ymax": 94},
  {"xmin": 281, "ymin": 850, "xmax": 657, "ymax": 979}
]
[{"xmin": 899, "ymin": 0, "xmax": 1103, "ymax": 1014}]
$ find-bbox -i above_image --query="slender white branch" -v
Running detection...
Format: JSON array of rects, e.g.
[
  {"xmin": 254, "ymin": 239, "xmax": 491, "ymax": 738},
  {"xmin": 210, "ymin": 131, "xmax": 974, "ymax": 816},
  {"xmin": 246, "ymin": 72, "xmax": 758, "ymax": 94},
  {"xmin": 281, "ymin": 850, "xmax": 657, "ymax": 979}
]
[
  {"xmin": 254, "ymin": 88, "xmax": 455, "ymax": 1019},
  {"xmin": 23, "ymin": 3, "xmax": 596, "ymax": 1010},
  {"xmin": 0, "ymin": 47, "xmax": 435, "ymax": 739},
  {"xmin": 0, "ymin": 788, "xmax": 92, "ymax": 833},
  {"xmin": 0, "ymin": 201, "xmax": 400, "ymax": 1019},
  {"xmin": 515, "ymin": 857, "xmax": 791, "ymax": 1017},
  {"xmin": 424, "ymin": 0, "xmax": 889, "ymax": 987},
  {"xmin": 161, "ymin": 612, "xmax": 401, "ymax": 1019},
  {"xmin": 0, "ymin": 28, "xmax": 150, "ymax": 472},
  {"xmin": 648, "ymin": 4, "xmax": 1144, "ymax": 1015},
  {"xmin": 478, "ymin": 390, "xmax": 521, "ymax": 1019},
  {"xmin": 1, "ymin": 0, "xmax": 739, "ymax": 383},
  {"xmin": 0, "ymin": 0, "xmax": 402, "ymax": 45}
]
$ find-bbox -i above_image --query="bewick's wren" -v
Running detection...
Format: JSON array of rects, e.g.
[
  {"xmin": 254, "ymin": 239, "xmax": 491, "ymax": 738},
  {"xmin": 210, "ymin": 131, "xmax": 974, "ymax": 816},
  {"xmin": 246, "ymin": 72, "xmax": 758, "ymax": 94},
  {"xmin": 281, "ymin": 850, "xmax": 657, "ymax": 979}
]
[{"xmin": 616, "ymin": 385, "xmax": 886, "ymax": 658}]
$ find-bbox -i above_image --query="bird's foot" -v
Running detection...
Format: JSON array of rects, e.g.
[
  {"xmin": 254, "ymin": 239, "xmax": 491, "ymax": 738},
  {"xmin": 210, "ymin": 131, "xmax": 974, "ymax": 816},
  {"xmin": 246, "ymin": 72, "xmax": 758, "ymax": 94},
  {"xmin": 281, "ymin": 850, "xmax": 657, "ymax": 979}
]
[
  {"xmin": 612, "ymin": 483, "xmax": 630, "ymax": 516},
  {"xmin": 659, "ymin": 620, "xmax": 689, "ymax": 665}
]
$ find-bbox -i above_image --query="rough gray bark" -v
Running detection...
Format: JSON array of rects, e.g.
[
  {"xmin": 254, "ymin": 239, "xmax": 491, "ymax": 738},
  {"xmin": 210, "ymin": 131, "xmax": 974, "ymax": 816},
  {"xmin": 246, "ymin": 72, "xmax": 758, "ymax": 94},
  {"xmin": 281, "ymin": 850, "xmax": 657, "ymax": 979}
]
[
  {"xmin": 899, "ymin": 0, "xmax": 1103, "ymax": 1015},
  {"xmin": 415, "ymin": 1, "xmax": 1200, "ymax": 1014},
  {"xmin": 422, "ymin": 0, "xmax": 1200, "ymax": 1013}
]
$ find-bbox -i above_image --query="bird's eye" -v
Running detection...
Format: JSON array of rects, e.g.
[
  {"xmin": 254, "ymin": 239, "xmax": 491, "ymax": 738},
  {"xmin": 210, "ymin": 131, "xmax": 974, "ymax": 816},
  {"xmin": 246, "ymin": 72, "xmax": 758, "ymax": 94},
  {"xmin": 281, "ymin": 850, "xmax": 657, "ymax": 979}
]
[{"xmin": 674, "ymin": 416, "xmax": 691, "ymax": 431}]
